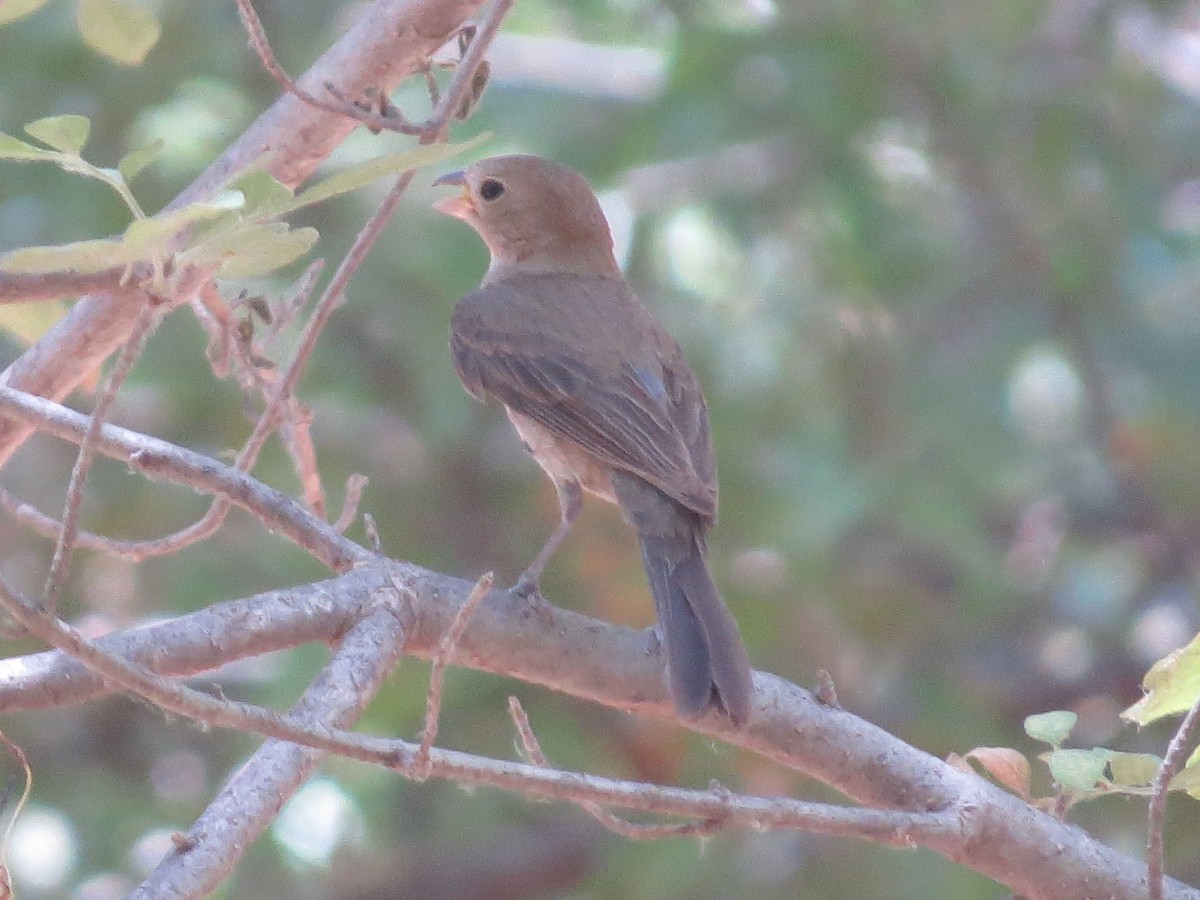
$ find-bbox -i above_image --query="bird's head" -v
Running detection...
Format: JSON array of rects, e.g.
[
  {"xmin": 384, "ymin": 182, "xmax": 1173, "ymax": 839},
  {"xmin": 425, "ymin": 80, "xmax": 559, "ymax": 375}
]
[{"xmin": 434, "ymin": 155, "xmax": 620, "ymax": 280}]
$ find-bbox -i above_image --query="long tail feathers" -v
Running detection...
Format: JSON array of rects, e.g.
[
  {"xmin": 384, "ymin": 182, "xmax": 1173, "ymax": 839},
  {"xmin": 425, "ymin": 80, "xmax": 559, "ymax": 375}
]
[{"xmin": 638, "ymin": 532, "xmax": 754, "ymax": 725}]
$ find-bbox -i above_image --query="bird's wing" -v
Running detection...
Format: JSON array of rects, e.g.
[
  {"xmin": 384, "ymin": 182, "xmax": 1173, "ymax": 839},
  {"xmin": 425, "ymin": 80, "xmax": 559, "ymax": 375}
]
[{"xmin": 451, "ymin": 281, "xmax": 716, "ymax": 518}]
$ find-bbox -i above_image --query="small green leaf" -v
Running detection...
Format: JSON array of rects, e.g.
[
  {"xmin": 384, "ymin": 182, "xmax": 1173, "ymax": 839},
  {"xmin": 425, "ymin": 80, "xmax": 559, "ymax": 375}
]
[
  {"xmin": 0, "ymin": 0, "xmax": 52, "ymax": 26},
  {"xmin": 0, "ymin": 131, "xmax": 55, "ymax": 160},
  {"xmin": 229, "ymin": 169, "xmax": 294, "ymax": 219},
  {"xmin": 1169, "ymin": 758, "xmax": 1200, "ymax": 798},
  {"xmin": 1024, "ymin": 711, "xmax": 1078, "ymax": 748},
  {"xmin": 184, "ymin": 222, "xmax": 319, "ymax": 277},
  {"xmin": 1108, "ymin": 752, "xmax": 1162, "ymax": 788},
  {"xmin": 77, "ymin": 0, "xmax": 161, "ymax": 66},
  {"xmin": 1123, "ymin": 632, "xmax": 1200, "ymax": 726},
  {"xmin": 0, "ymin": 238, "xmax": 140, "ymax": 275},
  {"xmin": 286, "ymin": 134, "xmax": 489, "ymax": 213},
  {"xmin": 118, "ymin": 138, "xmax": 163, "ymax": 181},
  {"xmin": 25, "ymin": 115, "xmax": 90, "ymax": 154},
  {"xmin": 1045, "ymin": 748, "xmax": 1113, "ymax": 792}
]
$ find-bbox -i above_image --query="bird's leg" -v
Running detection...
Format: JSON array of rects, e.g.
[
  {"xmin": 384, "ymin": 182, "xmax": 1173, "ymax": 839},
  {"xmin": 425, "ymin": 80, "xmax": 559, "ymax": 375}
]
[{"xmin": 512, "ymin": 479, "xmax": 582, "ymax": 599}]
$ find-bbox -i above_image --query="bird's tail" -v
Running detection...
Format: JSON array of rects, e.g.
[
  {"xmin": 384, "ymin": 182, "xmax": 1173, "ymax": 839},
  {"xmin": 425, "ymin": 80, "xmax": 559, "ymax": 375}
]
[{"xmin": 614, "ymin": 474, "xmax": 754, "ymax": 725}]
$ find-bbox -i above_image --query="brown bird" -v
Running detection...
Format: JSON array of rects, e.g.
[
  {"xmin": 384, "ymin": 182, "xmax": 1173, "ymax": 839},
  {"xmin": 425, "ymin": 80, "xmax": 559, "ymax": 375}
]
[{"xmin": 434, "ymin": 155, "xmax": 753, "ymax": 725}]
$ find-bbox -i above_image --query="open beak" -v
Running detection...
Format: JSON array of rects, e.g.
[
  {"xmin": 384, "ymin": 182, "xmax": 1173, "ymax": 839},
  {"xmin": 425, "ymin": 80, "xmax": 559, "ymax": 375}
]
[{"xmin": 433, "ymin": 170, "xmax": 474, "ymax": 220}]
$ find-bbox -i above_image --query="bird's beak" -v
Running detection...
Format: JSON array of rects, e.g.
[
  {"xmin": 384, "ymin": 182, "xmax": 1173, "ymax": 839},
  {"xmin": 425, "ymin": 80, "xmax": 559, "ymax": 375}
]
[{"xmin": 433, "ymin": 170, "xmax": 474, "ymax": 220}]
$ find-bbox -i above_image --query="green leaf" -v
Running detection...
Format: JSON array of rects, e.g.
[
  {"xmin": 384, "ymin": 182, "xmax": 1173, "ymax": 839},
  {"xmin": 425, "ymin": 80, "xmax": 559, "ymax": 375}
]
[
  {"xmin": 1045, "ymin": 748, "xmax": 1113, "ymax": 792},
  {"xmin": 24, "ymin": 115, "xmax": 91, "ymax": 154},
  {"xmin": 184, "ymin": 222, "xmax": 319, "ymax": 277},
  {"xmin": 121, "ymin": 193, "xmax": 244, "ymax": 254},
  {"xmin": 1169, "ymin": 757, "xmax": 1200, "ymax": 798},
  {"xmin": 229, "ymin": 169, "xmax": 295, "ymax": 219},
  {"xmin": 1023, "ymin": 711, "xmax": 1078, "ymax": 748},
  {"xmin": 1123, "ymin": 631, "xmax": 1200, "ymax": 726},
  {"xmin": 285, "ymin": 134, "xmax": 489, "ymax": 214},
  {"xmin": 0, "ymin": 131, "xmax": 55, "ymax": 161},
  {"xmin": 1108, "ymin": 752, "xmax": 1162, "ymax": 788},
  {"xmin": 0, "ymin": 195, "xmax": 245, "ymax": 276},
  {"xmin": 118, "ymin": 138, "xmax": 164, "ymax": 181},
  {"xmin": 76, "ymin": 0, "xmax": 161, "ymax": 66},
  {"xmin": 0, "ymin": 0, "xmax": 52, "ymax": 26},
  {"xmin": 0, "ymin": 238, "xmax": 141, "ymax": 275}
]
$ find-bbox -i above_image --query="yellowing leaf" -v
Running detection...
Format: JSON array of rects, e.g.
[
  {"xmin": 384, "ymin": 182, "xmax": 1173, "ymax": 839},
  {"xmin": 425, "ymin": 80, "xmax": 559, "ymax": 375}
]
[
  {"xmin": 25, "ymin": 115, "xmax": 90, "ymax": 154},
  {"xmin": 1169, "ymin": 759, "xmax": 1200, "ymax": 799},
  {"xmin": 77, "ymin": 0, "xmax": 161, "ymax": 66},
  {"xmin": 0, "ymin": 300, "xmax": 70, "ymax": 346},
  {"xmin": 0, "ymin": 0, "xmax": 52, "ymax": 26},
  {"xmin": 1123, "ymin": 631, "xmax": 1200, "ymax": 726},
  {"xmin": 965, "ymin": 746, "xmax": 1032, "ymax": 799},
  {"xmin": 1108, "ymin": 752, "xmax": 1162, "ymax": 788}
]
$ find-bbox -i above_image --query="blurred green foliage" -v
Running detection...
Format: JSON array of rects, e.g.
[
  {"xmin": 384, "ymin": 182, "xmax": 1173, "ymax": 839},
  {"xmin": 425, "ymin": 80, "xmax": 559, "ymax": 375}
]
[{"xmin": 3, "ymin": 0, "xmax": 1200, "ymax": 896}]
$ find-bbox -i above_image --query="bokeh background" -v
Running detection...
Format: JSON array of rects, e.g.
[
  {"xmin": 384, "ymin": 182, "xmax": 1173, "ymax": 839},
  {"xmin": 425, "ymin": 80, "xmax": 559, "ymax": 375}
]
[{"xmin": 3, "ymin": 0, "xmax": 1200, "ymax": 896}]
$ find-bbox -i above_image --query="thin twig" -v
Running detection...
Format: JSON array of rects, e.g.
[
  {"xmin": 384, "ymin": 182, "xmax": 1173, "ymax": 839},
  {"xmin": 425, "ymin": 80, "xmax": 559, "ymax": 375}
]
[
  {"xmin": 508, "ymin": 697, "xmax": 726, "ymax": 840},
  {"xmin": 333, "ymin": 473, "xmax": 368, "ymax": 534},
  {"xmin": 235, "ymin": 0, "xmax": 424, "ymax": 135},
  {"xmin": 42, "ymin": 302, "xmax": 157, "ymax": 612},
  {"xmin": 414, "ymin": 572, "xmax": 494, "ymax": 778},
  {"xmin": 0, "ymin": 727, "xmax": 32, "ymax": 899},
  {"xmin": 0, "ymin": 387, "xmax": 368, "ymax": 571},
  {"xmin": 0, "ymin": 484, "xmax": 233, "ymax": 562},
  {"xmin": 1148, "ymin": 694, "xmax": 1200, "ymax": 900}
]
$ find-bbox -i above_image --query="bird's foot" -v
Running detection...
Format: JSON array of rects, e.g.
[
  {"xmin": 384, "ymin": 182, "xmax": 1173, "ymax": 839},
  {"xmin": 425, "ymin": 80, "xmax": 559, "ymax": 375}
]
[{"xmin": 510, "ymin": 575, "xmax": 554, "ymax": 623}]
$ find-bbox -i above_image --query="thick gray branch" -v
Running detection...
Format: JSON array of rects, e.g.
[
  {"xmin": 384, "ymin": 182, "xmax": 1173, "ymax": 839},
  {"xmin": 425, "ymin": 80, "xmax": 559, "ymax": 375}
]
[{"xmin": 0, "ymin": 560, "xmax": 1190, "ymax": 900}]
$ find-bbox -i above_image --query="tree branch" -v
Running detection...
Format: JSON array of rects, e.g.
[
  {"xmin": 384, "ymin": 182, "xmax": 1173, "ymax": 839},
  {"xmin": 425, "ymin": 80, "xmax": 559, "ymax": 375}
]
[
  {"xmin": 0, "ymin": 0, "xmax": 488, "ymax": 469},
  {"xmin": 0, "ymin": 559, "xmax": 1188, "ymax": 899},
  {"xmin": 0, "ymin": 386, "xmax": 368, "ymax": 571},
  {"xmin": 132, "ymin": 605, "xmax": 411, "ymax": 897}
]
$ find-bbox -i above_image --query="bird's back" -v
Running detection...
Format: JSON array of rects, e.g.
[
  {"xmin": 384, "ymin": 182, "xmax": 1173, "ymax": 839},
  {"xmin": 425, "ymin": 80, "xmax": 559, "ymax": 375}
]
[{"xmin": 450, "ymin": 272, "xmax": 718, "ymax": 520}]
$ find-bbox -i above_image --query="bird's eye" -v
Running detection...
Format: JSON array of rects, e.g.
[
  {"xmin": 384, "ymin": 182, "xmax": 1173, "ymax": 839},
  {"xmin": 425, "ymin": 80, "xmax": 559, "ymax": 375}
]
[{"xmin": 478, "ymin": 178, "xmax": 505, "ymax": 201}]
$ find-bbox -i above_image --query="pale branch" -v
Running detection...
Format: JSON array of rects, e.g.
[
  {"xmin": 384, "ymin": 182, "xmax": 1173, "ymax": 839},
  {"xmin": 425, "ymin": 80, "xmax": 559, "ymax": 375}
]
[
  {"xmin": 0, "ymin": 560, "xmax": 1190, "ymax": 899},
  {"xmin": 0, "ymin": 387, "xmax": 368, "ymax": 571},
  {"xmin": 0, "ymin": 0, "xmax": 489, "ymax": 469},
  {"xmin": 0, "ymin": 572, "xmax": 964, "ymax": 868},
  {"xmin": 0, "ymin": 268, "xmax": 149, "ymax": 305},
  {"xmin": 132, "ymin": 605, "xmax": 411, "ymax": 899},
  {"xmin": 0, "ymin": 572, "xmax": 383, "ymax": 712}
]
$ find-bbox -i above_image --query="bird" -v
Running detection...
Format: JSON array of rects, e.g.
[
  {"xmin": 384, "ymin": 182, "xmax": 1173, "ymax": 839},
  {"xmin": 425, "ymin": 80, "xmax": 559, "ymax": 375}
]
[{"xmin": 433, "ymin": 154, "xmax": 754, "ymax": 726}]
